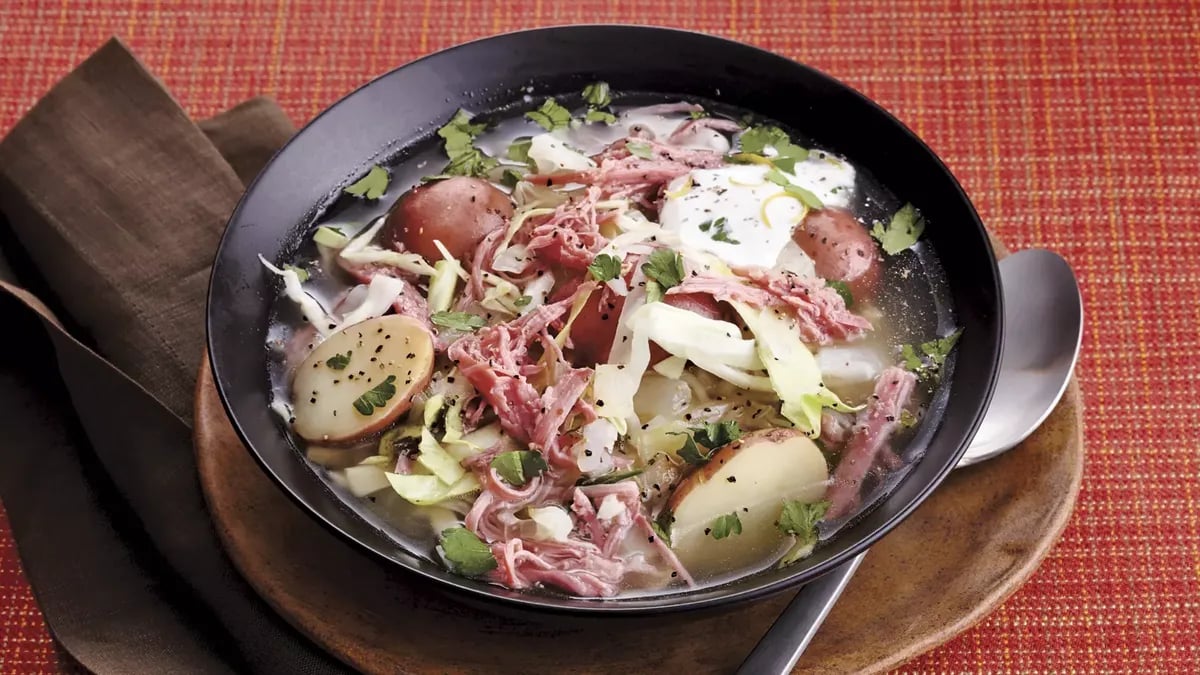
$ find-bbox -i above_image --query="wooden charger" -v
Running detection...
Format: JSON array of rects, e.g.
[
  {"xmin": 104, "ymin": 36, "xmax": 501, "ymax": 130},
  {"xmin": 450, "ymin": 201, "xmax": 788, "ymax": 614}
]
[{"xmin": 194, "ymin": 242, "xmax": 1084, "ymax": 674}]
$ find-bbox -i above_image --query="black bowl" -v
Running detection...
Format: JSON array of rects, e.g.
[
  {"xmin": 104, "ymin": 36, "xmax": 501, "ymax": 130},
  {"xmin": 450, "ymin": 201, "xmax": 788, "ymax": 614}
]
[{"xmin": 207, "ymin": 25, "xmax": 1002, "ymax": 615}]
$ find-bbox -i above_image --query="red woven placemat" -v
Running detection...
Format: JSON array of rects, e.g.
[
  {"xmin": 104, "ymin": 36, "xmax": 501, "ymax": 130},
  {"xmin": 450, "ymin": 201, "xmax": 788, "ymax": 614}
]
[{"xmin": 1, "ymin": 1, "xmax": 1197, "ymax": 672}]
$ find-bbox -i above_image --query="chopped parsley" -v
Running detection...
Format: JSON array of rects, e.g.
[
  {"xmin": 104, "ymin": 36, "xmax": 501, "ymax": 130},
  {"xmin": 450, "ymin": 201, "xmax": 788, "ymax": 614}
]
[
  {"xmin": 689, "ymin": 109, "xmax": 709, "ymax": 120},
  {"xmin": 352, "ymin": 375, "xmax": 397, "ymax": 416},
  {"xmin": 641, "ymin": 249, "xmax": 686, "ymax": 290},
  {"xmin": 699, "ymin": 216, "xmax": 740, "ymax": 245},
  {"xmin": 871, "ymin": 202, "xmax": 926, "ymax": 255},
  {"xmin": 582, "ymin": 81, "xmax": 612, "ymax": 108},
  {"xmin": 587, "ymin": 253, "xmax": 623, "ymax": 282},
  {"xmin": 437, "ymin": 110, "xmax": 498, "ymax": 177},
  {"xmin": 325, "ymin": 350, "xmax": 352, "ymax": 370},
  {"xmin": 764, "ymin": 167, "xmax": 825, "ymax": 209},
  {"xmin": 739, "ymin": 125, "xmax": 810, "ymax": 172},
  {"xmin": 513, "ymin": 294, "xmax": 533, "ymax": 308},
  {"xmin": 671, "ymin": 420, "xmax": 742, "ymax": 465},
  {"xmin": 526, "ymin": 98, "xmax": 573, "ymax": 131},
  {"xmin": 430, "ymin": 311, "xmax": 487, "ymax": 332},
  {"xmin": 710, "ymin": 512, "xmax": 743, "ymax": 540},
  {"xmin": 499, "ymin": 168, "xmax": 524, "ymax": 189},
  {"xmin": 651, "ymin": 519, "xmax": 672, "ymax": 546},
  {"xmin": 343, "ymin": 165, "xmax": 390, "ymax": 200},
  {"xmin": 900, "ymin": 328, "xmax": 963, "ymax": 381},
  {"xmin": 827, "ymin": 280, "xmax": 854, "ymax": 307},
  {"xmin": 625, "ymin": 141, "xmax": 655, "ymax": 159},
  {"xmin": 777, "ymin": 500, "xmax": 828, "ymax": 543},
  {"xmin": 439, "ymin": 527, "xmax": 497, "ymax": 577},
  {"xmin": 584, "ymin": 109, "xmax": 618, "ymax": 125},
  {"xmin": 490, "ymin": 450, "xmax": 549, "ymax": 487}
]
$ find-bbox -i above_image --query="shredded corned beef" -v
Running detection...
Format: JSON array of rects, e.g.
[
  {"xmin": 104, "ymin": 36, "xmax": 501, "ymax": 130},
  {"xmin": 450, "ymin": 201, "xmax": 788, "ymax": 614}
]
[
  {"xmin": 668, "ymin": 273, "xmax": 776, "ymax": 306},
  {"xmin": 744, "ymin": 269, "xmax": 872, "ymax": 343},
  {"xmin": 525, "ymin": 187, "xmax": 609, "ymax": 269},
  {"xmin": 667, "ymin": 116, "xmax": 744, "ymax": 145},
  {"xmin": 824, "ymin": 367, "xmax": 917, "ymax": 519}
]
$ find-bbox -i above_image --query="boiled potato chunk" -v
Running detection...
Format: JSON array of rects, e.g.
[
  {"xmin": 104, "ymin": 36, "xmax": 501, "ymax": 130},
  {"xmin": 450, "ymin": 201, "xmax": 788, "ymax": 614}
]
[
  {"xmin": 666, "ymin": 428, "xmax": 829, "ymax": 577},
  {"xmin": 292, "ymin": 314, "xmax": 433, "ymax": 443}
]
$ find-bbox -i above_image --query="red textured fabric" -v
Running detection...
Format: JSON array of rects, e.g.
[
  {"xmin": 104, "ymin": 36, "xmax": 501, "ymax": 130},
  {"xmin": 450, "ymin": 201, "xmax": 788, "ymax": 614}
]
[{"xmin": 2, "ymin": 1, "xmax": 1198, "ymax": 672}]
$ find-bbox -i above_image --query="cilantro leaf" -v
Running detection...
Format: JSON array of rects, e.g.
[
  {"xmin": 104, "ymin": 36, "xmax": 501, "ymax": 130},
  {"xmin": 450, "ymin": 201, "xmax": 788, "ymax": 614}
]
[
  {"xmin": 325, "ymin": 350, "xmax": 352, "ymax": 370},
  {"xmin": 739, "ymin": 125, "xmax": 810, "ymax": 170},
  {"xmin": 692, "ymin": 420, "xmax": 742, "ymax": 449},
  {"xmin": 506, "ymin": 137, "xmax": 532, "ymax": 164},
  {"xmin": 582, "ymin": 81, "xmax": 612, "ymax": 108},
  {"xmin": 439, "ymin": 527, "xmax": 497, "ymax": 577},
  {"xmin": 670, "ymin": 432, "xmax": 711, "ymax": 465},
  {"xmin": 585, "ymin": 109, "xmax": 618, "ymax": 125},
  {"xmin": 827, "ymin": 280, "xmax": 854, "ymax": 307},
  {"xmin": 899, "ymin": 328, "xmax": 963, "ymax": 381},
  {"xmin": 777, "ymin": 500, "xmax": 829, "ymax": 544},
  {"xmin": 710, "ymin": 512, "xmax": 743, "ymax": 540},
  {"xmin": 871, "ymin": 202, "xmax": 926, "ymax": 255},
  {"xmin": 283, "ymin": 263, "xmax": 310, "ymax": 282},
  {"xmin": 490, "ymin": 450, "xmax": 549, "ymax": 487},
  {"xmin": 588, "ymin": 253, "xmax": 623, "ymax": 282},
  {"xmin": 651, "ymin": 519, "xmax": 672, "ymax": 546},
  {"xmin": 641, "ymin": 249, "xmax": 686, "ymax": 290},
  {"xmin": 526, "ymin": 98, "xmax": 573, "ymax": 131},
  {"xmin": 430, "ymin": 311, "xmax": 487, "ymax": 332},
  {"xmin": 514, "ymin": 295, "xmax": 533, "ymax": 308},
  {"xmin": 578, "ymin": 468, "xmax": 644, "ymax": 486},
  {"xmin": 344, "ymin": 165, "xmax": 390, "ymax": 200},
  {"xmin": 437, "ymin": 110, "xmax": 498, "ymax": 178},
  {"xmin": 626, "ymin": 141, "xmax": 655, "ymax": 159},
  {"xmin": 764, "ymin": 168, "xmax": 824, "ymax": 209},
  {"xmin": 352, "ymin": 375, "xmax": 397, "ymax": 416}
]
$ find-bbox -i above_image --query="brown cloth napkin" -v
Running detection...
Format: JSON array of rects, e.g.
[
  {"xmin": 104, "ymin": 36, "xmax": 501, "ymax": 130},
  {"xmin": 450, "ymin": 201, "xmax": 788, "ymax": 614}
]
[{"xmin": 0, "ymin": 38, "xmax": 351, "ymax": 673}]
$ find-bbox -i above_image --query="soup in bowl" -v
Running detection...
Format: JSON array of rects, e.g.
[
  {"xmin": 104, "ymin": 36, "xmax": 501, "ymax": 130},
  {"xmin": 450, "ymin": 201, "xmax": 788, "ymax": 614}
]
[{"xmin": 208, "ymin": 26, "xmax": 1001, "ymax": 613}]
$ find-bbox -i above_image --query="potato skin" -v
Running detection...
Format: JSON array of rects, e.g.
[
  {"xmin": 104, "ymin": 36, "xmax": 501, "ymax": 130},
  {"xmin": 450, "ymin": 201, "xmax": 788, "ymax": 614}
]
[
  {"xmin": 568, "ymin": 291, "xmax": 724, "ymax": 367},
  {"xmin": 792, "ymin": 208, "xmax": 881, "ymax": 299},
  {"xmin": 380, "ymin": 176, "xmax": 513, "ymax": 261}
]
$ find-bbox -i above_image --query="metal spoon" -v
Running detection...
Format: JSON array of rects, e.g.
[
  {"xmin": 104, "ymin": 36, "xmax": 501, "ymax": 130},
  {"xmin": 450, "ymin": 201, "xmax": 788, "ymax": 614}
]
[{"xmin": 737, "ymin": 248, "xmax": 1083, "ymax": 675}]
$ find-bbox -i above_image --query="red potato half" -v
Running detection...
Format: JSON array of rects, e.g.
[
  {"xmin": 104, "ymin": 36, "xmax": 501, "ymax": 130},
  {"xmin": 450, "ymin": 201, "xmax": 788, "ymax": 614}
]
[
  {"xmin": 664, "ymin": 428, "xmax": 829, "ymax": 577},
  {"xmin": 291, "ymin": 314, "xmax": 434, "ymax": 443},
  {"xmin": 569, "ymin": 290, "xmax": 724, "ymax": 367},
  {"xmin": 380, "ymin": 176, "xmax": 513, "ymax": 261},
  {"xmin": 792, "ymin": 207, "xmax": 882, "ymax": 299}
]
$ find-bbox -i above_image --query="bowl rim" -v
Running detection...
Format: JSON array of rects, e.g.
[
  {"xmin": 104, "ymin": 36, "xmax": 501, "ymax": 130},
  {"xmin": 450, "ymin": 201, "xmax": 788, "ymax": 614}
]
[{"xmin": 207, "ymin": 23, "xmax": 1003, "ymax": 615}]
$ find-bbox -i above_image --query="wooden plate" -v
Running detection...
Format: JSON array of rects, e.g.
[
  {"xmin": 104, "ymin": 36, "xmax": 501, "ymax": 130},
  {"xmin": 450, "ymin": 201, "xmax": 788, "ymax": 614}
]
[{"xmin": 194, "ymin": 244, "xmax": 1084, "ymax": 673}]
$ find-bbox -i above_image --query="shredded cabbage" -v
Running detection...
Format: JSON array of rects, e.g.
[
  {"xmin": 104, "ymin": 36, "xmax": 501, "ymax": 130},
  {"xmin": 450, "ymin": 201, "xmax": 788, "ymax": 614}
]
[
  {"xmin": 385, "ymin": 472, "xmax": 480, "ymax": 506},
  {"xmin": 342, "ymin": 464, "xmax": 391, "ymax": 497},
  {"xmin": 339, "ymin": 216, "xmax": 436, "ymax": 276},
  {"xmin": 527, "ymin": 133, "xmax": 596, "ymax": 173},
  {"xmin": 731, "ymin": 302, "xmax": 861, "ymax": 436},
  {"xmin": 426, "ymin": 240, "xmax": 468, "ymax": 313},
  {"xmin": 528, "ymin": 506, "xmax": 574, "ymax": 542},
  {"xmin": 338, "ymin": 274, "xmax": 406, "ymax": 327},
  {"xmin": 518, "ymin": 274, "xmax": 555, "ymax": 316},
  {"xmin": 258, "ymin": 255, "xmax": 336, "ymax": 337},
  {"xmin": 629, "ymin": 302, "xmax": 771, "ymax": 391},
  {"xmin": 416, "ymin": 428, "xmax": 465, "ymax": 484}
]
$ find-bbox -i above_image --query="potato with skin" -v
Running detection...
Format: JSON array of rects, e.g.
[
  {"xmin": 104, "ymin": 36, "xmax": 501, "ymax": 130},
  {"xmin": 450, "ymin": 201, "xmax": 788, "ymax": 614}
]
[
  {"xmin": 380, "ymin": 176, "xmax": 513, "ymax": 261},
  {"xmin": 292, "ymin": 315, "xmax": 434, "ymax": 443},
  {"xmin": 665, "ymin": 428, "xmax": 829, "ymax": 577},
  {"xmin": 792, "ymin": 207, "xmax": 881, "ymax": 299}
]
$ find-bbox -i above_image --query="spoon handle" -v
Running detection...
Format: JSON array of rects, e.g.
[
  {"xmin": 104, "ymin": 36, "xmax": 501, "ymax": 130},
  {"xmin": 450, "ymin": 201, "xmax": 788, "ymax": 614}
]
[{"xmin": 735, "ymin": 553, "xmax": 867, "ymax": 675}]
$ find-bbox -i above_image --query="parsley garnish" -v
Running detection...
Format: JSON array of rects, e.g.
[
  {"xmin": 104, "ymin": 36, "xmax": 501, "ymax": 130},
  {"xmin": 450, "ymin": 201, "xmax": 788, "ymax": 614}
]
[
  {"xmin": 739, "ymin": 125, "xmax": 810, "ymax": 172},
  {"xmin": 626, "ymin": 141, "xmax": 655, "ymax": 159},
  {"xmin": 430, "ymin": 311, "xmax": 487, "ymax": 332},
  {"xmin": 588, "ymin": 253, "xmax": 623, "ymax": 282},
  {"xmin": 352, "ymin": 375, "xmax": 397, "ymax": 416},
  {"xmin": 827, "ymin": 280, "xmax": 854, "ymax": 307},
  {"xmin": 651, "ymin": 519, "xmax": 672, "ymax": 546},
  {"xmin": 439, "ymin": 527, "xmax": 497, "ymax": 577},
  {"xmin": 526, "ymin": 98, "xmax": 573, "ymax": 131},
  {"xmin": 582, "ymin": 81, "xmax": 612, "ymax": 107},
  {"xmin": 585, "ymin": 109, "xmax": 618, "ymax": 125},
  {"xmin": 871, "ymin": 203, "xmax": 925, "ymax": 255},
  {"xmin": 578, "ymin": 468, "xmax": 644, "ymax": 486},
  {"xmin": 283, "ymin": 263, "xmax": 310, "ymax": 282},
  {"xmin": 490, "ymin": 450, "xmax": 549, "ymax": 487},
  {"xmin": 499, "ymin": 168, "xmax": 524, "ymax": 189},
  {"xmin": 670, "ymin": 420, "xmax": 742, "ymax": 465},
  {"xmin": 777, "ymin": 500, "xmax": 828, "ymax": 545},
  {"xmin": 764, "ymin": 167, "xmax": 825, "ymax": 209},
  {"xmin": 325, "ymin": 350, "xmax": 352, "ymax": 370},
  {"xmin": 514, "ymin": 295, "xmax": 533, "ymax": 308},
  {"xmin": 710, "ymin": 512, "xmax": 743, "ymax": 540},
  {"xmin": 437, "ymin": 110, "xmax": 498, "ymax": 178},
  {"xmin": 899, "ymin": 328, "xmax": 963, "ymax": 381},
  {"xmin": 641, "ymin": 249, "xmax": 686, "ymax": 290},
  {"xmin": 699, "ymin": 216, "xmax": 740, "ymax": 245},
  {"xmin": 344, "ymin": 165, "xmax": 390, "ymax": 200}
]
